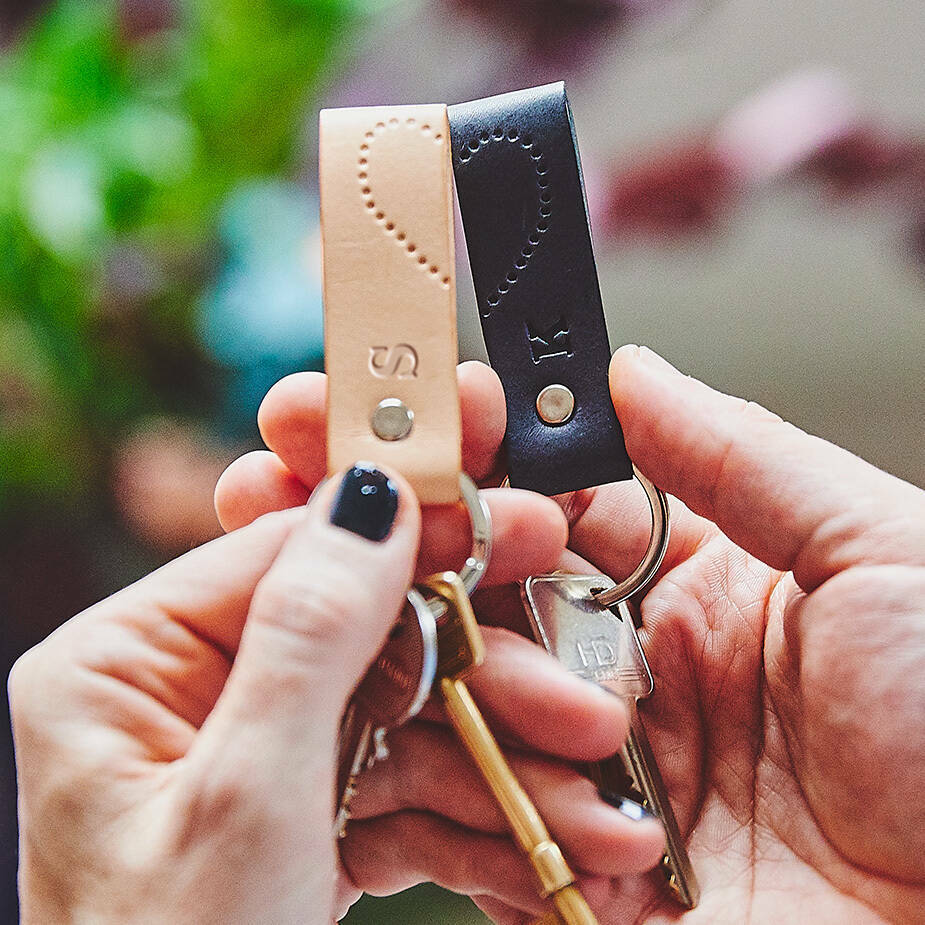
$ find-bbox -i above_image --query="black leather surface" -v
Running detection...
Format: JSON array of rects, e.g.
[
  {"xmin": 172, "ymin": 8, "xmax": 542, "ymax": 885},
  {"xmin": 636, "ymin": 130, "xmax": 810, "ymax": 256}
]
[{"xmin": 449, "ymin": 82, "xmax": 633, "ymax": 496}]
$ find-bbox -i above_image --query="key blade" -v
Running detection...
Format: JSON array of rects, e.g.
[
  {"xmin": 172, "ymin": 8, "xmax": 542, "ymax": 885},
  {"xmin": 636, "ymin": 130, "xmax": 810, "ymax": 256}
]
[
  {"xmin": 334, "ymin": 713, "xmax": 372, "ymax": 838},
  {"xmin": 523, "ymin": 574, "xmax": 699, "ymax": 909},
  {"xmin": 440, "ymin": 674, "xmax": 597, "ymax": 924},
  {"xmin": 522, "ymin": 575, "xmax": 652, "ymax": 698},
  {"xmin": 421, "ymin": 571, "xmax": 485, "ymax": 680},
  {"xmin": 426, "ymin": 570, "xmax": 600, "ymax": 923},
  {"xmin": 623, "ymin": 712, "xmax": 700, "ymax": 909}
]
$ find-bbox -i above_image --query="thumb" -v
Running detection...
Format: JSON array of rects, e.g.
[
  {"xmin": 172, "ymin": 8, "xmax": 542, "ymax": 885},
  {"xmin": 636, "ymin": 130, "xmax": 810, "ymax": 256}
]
[
  {"xmin": 610, "ymin": 345, "xmax": 925, "ymax": 591},
  {"xmin": 186, "ymin": 462, "xmax": 421, "ymax": 805}
]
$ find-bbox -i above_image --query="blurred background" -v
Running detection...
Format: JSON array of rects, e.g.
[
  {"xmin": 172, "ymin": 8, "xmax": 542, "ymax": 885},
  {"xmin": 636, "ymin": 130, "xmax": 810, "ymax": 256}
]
[{"xmin": 1, "ymin": 0, "xmax": 923, "ymax": 920}]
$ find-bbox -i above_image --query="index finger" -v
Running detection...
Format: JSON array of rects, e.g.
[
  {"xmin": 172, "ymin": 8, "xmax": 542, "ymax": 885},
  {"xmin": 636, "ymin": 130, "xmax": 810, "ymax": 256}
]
[{"xmin": 256, "ymin": 360, "xmax": 507, "ymax": 488}]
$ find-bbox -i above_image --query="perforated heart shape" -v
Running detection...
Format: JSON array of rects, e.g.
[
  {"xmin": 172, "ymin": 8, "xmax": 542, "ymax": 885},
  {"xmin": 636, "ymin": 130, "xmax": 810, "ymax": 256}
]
[
  {"xmin": 357, "ymin": 116, "xmax": 452, "ymax": 290},
  {"xmin": 457, "ymin": 127, "xmax": 553, "ymax": 316}
]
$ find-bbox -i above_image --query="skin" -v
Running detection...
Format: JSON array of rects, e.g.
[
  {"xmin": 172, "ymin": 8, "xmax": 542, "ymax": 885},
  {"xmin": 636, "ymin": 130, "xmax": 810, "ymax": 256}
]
[
  {"xmin": 212, "ymin": 348, "xmax": 925, "ymax": 924},
  {"xmin": 9, "ymin": 360, "xmax": 665, "ymax": 924}
]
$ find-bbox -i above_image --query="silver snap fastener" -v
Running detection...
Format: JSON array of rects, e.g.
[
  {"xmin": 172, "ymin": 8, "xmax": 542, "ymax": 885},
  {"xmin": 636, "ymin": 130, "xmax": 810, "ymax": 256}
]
[
  {"xmin": 536, "ymin": 384, "xmax": 574, "ymax": 425},
  {"xmin": 371, "ymin": 398, "xmax": 414, "ymax": 441}
]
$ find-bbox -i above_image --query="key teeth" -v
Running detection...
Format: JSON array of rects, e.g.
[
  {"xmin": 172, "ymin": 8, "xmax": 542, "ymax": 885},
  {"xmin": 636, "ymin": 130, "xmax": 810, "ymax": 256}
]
[{"xmin": 334, "ymin": 789, "xmax": 355, "ymax": 839}]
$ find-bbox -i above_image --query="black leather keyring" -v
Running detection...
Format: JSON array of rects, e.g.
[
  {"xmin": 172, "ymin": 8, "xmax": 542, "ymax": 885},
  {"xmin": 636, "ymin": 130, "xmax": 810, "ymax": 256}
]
[{"xmin": 449, "ymin": 82, "xmax": 633, "ymax": 496}]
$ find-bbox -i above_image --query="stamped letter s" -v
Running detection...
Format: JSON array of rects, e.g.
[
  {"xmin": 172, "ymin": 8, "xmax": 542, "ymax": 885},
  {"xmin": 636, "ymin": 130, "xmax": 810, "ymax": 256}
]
[{"xmin": 369, "ymin": 344, "xmax": 419, "ymax": 379}]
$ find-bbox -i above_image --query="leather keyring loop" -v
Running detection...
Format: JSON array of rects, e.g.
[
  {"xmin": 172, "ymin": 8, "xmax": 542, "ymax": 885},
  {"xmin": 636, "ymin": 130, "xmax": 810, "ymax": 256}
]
[
  {"xmin": 449, "ymin": 82, "xmax": 633, "ymax": 497},
  {"xmin": 320, "ymin": 103, "xmax": 461, "ymax": 505}
]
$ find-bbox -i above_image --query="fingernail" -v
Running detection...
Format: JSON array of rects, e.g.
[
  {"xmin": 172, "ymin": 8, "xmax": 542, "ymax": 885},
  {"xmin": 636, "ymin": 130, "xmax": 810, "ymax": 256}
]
[
  {"xmin": 600, "ymin": 792, "xmax": 654, "ymax": 821},
  {"xmin": 330, "ymin": 463, "xmax": 399, "ymax": 542}
]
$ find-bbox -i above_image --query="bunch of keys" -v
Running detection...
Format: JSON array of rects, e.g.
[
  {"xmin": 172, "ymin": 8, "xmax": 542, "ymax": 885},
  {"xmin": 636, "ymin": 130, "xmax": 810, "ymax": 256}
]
[
  {"xmin": 521, "ymin": 475, "xmax": 700, "ymax": 910},
  {"xmin": 335, "ymin": 477, "xmax": 599, "ymax": 924},
  {"xmin": 334, "ymin": 587, "xmax": 438, "ymax": 838},
  {"xmin": 335, "ymin": 474, "xmax": 489, "ymax": 837}
]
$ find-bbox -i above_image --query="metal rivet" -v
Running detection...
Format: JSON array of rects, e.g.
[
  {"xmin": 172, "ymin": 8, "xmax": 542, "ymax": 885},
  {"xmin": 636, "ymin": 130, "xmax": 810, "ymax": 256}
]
[
  {"xmin": 536, "ymin": 384, "xmax": 574, "ymax": 425},
  {"xmin": 371, "ymin": 398, "xmax": 414, "ymax": 441}
]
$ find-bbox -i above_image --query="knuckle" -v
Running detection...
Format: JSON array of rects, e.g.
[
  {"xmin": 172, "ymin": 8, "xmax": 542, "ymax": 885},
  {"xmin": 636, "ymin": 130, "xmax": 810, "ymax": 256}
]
[{"xmin": 252, "ymin": 567, "xmax": 374, "ymax": 655}]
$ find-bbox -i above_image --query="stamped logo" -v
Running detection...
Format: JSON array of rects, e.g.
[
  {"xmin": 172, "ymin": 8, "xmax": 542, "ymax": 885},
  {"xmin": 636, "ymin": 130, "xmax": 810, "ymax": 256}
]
[
  {"xmin": 527, "ymin": 318, "xmax": 572, "ymax": 363},
  {"xmin": 369, "ymin": 344, "xmax": 419, "ymax": 379}
]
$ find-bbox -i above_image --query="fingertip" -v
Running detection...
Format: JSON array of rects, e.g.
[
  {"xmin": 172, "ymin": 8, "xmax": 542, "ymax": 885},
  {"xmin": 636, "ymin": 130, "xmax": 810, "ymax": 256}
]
[
  {"xmin": 611, "ymin": 342, "xmax": 642, "ymax": 366},
  {"xmin": 214, "ymin": 467, "xmax": 232, "ymax": 531},
  {"xmin": 629, "ymin": 816, "xmax": 670, "ymax": 870},
  {"xmin": 573, "ymin": 797, "xmax": 667, "ymax": 875},
  {"xmin": 315, "ymin": 462, "xmax": 423, "ymax": 543},
  {"xmin": 379, "ymin": 466, "xmax": 423, "ymax": 539},
  {"xmin": 458, "ymin": 360, "xmax": 507, "ymax": 479},
  {"xmin": 256, "ymin": 370, "xmax": 327, "ymax": 453},
  {"xmin": 215, "ymin": 451, "xmax": 310, "ymax": 532},
  {"xmin": 609, "ymin": 343, "xmax": 641, "ymax": 384},
  {"xmin": 609, "ymin": 344, "xmax": 682, "ymax": 414}
]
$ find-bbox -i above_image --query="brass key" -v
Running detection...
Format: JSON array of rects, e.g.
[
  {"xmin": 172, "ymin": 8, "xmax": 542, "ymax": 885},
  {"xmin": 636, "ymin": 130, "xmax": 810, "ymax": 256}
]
[
  {"xmin": 421, "ymin": 571, "xmax": 599, "ymax": 925},
  {"xmin": 523, "ymin": 574, "xmax": 700, "ymax": 909}
]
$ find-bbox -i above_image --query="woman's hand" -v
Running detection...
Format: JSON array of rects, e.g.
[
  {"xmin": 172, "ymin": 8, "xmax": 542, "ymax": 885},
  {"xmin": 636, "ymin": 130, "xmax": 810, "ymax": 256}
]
[{"xmin": 10, "ymin": 363, "xmax": 666, "ymax": 925}]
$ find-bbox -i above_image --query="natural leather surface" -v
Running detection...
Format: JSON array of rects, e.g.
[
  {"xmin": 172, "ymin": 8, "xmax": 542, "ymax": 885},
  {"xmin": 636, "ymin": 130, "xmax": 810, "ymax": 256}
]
[
  {"xmin": 320, "ymin": 104, "xmax": 462, "ymax": 504},
  {"xmin": 449, "ymin": 83, "xmax": 633, "ymax": 496}
]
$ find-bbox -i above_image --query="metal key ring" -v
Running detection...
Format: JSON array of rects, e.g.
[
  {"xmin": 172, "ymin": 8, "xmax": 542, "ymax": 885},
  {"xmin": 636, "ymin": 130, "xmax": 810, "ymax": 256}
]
[
  {"xmin": 500, "ymin": 466, "xmax": 669, "ymax": 607},
  {"xmin": 458, "ymin": 473, "xmax": 492, "ymax": 596},
  {"xmin": 592, "ymin": 466, "xmax": 670, "ymax": 606}
]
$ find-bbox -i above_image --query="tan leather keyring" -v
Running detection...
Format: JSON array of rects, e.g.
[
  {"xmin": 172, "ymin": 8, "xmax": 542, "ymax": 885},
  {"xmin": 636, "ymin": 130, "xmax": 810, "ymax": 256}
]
[{"xmin": 320, "ymin": 104, "xmax": 461, "ymax": 505}]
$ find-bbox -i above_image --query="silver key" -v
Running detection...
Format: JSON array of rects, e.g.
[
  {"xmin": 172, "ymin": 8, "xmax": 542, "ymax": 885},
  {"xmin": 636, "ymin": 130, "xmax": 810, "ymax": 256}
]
[
  {"xmin": 334, "ymin": 588, "xmax": 437, "ymax": 837},
  {"xmin": 523, "ymin": 574, "xmax": 700, "ymax": 909}
]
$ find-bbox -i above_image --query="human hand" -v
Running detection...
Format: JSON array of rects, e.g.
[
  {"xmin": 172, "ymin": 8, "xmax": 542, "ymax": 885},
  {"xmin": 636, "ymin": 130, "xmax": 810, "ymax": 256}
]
[
  {"xmin": 11, "ymin": 464, "xmax": 436, "ymax": 923},
  {"xmin": 475, "ymin": 346, "xmax": 924, "ymax": 924},
  {"xmin": 9, "ymin": 361, "xmax": 666, "ymax": 925},
  {"xmin": 211, "ymin": 361, "xmax": 667, "ymax": 921}
]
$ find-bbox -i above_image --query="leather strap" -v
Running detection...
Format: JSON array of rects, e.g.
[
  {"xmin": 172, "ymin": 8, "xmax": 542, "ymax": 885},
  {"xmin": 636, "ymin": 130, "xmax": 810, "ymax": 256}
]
[
  {"xmin": 449, "ymin": 83, "xmax": 633, "ymax": 496},
  {"xmin": 320, "ymin": 105, "xmax": 461, "ymax": 504}
]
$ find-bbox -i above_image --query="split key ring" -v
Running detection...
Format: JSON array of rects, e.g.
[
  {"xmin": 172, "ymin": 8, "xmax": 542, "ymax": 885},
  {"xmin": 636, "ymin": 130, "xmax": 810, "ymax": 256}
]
[
  {"xmin": 591, "ymin": 466, "xmax": 670, "ymax": 607},
  {"xmin": 501, "ymin": 465, "xmax": 670, "ymax": 607}
]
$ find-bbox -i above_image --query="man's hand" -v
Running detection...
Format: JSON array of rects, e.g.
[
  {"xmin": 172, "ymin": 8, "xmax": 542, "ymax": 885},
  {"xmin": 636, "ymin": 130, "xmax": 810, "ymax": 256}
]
[{"xmin": 487, "ymin": 346, "xmax": 924, "ymax": 925}]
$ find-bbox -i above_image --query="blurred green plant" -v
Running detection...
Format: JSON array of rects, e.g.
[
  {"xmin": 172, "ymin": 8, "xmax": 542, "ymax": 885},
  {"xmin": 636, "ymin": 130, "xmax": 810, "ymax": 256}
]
[{"xmin": 0, "ymin": 0, "xmax": 356, "ymax": 511}]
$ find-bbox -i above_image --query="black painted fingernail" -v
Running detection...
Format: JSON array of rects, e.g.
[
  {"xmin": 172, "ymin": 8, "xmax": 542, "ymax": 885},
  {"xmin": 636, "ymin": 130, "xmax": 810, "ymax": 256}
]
[
  {"xmin": 600, "ymin": 792, "xmax": 653, "ymax": 821},
  {"xmin": 329, "ymin": 463, "xmax": 399, "ymax": 542}
]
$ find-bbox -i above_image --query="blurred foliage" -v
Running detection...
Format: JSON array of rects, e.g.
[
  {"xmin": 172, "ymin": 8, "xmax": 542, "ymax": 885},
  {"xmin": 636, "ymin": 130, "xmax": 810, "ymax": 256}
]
[
  {"xmin": 344, "ymin": 882, "xmax": 489, "ymax": 924},
  {"xmin": 0, "ymin": 0, "xmax": 356, "ymax": 511}
]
